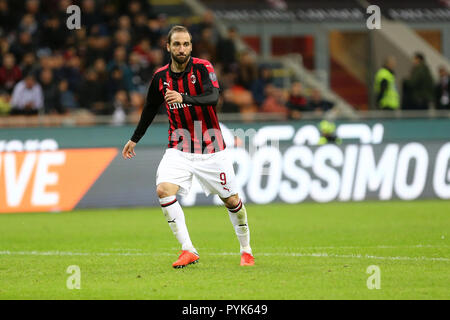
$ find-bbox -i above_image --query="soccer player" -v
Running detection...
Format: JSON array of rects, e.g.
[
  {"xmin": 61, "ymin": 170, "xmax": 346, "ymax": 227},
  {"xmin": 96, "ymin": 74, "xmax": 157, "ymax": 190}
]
[{"xmin": 122, "ymin": 26, "xmax": 254, "ymax": 268}]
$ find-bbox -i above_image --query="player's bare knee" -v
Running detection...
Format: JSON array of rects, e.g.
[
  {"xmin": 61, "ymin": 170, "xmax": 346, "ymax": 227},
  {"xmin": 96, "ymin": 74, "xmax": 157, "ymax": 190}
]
[
  {"xmin": 156, "ymin": 183, "xmax": 177, "ymax": 198},
  {"xmin": 222, "ymin": 194, "xmax": 240, "ymax": 209}
]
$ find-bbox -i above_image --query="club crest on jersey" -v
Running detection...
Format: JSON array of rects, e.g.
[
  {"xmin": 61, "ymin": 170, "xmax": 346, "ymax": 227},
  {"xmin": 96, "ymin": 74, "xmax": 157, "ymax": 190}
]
[{"xmin": 190, "ymin": 74, "xmax": 196, "ymax": 84}]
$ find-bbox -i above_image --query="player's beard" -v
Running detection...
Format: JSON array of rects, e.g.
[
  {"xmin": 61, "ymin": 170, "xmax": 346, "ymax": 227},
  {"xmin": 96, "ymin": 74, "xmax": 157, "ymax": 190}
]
[{"xmin": 171, "ymin": 51, "xmax": 191, "ymax": 65}]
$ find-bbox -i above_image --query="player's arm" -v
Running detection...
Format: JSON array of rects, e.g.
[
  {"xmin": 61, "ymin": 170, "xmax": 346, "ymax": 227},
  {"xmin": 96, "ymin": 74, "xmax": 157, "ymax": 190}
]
[
  {"xmin": 181, "ymin": 87, "xmax": 219, "ymax": 106},
  {"xmin": 164, "ymin": 86, "xmax": 219, "ymax": 106},
  {"xmin": 122, "ymin": 76, "xmax": 164, "ymax": 159}
]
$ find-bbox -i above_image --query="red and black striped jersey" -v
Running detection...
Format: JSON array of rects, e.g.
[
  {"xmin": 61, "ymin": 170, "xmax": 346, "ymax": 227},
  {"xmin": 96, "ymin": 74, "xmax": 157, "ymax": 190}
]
[{"xmin": 131, "ymin": 57, "xmax": 226, "ymax": 154}]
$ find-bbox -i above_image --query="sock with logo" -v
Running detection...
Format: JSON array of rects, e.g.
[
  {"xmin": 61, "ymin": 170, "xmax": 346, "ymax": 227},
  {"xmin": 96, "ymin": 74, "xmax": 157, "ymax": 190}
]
[
  {"xmin": 159, "ymin": 196, "xmax": 197, "ymax": 254},
  {"xmin": 227, "ymin": 199, "xmax": 252, "ymax": 254}
]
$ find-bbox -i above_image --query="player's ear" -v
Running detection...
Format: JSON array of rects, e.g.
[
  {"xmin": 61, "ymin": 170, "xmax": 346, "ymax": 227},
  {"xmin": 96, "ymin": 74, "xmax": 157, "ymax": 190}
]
[{"xmin": 166, "ymin": 42, "xmax": 170, "ymax": 52}]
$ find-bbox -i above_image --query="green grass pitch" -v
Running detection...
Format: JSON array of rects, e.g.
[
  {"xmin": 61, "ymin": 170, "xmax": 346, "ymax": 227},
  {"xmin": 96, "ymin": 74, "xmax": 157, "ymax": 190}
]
[{"xmin": 0, "ymin": 200, "xmax": 448, "ymax": 300}]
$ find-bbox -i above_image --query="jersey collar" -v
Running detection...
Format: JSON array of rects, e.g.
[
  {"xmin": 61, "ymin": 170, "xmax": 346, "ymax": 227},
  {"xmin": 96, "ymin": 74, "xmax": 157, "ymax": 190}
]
[{"xmin": 169, "ymin": 56, "xmax": 193, "ymax": 79}]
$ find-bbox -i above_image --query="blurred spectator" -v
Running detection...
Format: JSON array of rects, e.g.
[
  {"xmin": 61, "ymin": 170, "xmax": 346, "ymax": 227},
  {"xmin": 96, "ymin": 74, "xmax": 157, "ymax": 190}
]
[
  {"xmin": 20, "ymin": 52, "xmax": 39, "ymax": 77},
  {"xmin": 117, "ymin": 15, "xmax": 132, "ymax": 32},
  {"xmin": 251, "ymin": 66, "xmax": 273, "ymax": 107},
  {"xmin": 147, "ymin": 18, "xmax": 163, "ymax": 46},
  {"xmin": 0, "ymin": 53, "xmax": 22, "ymax": 93},
  {"xmin": 114, "ymin": 29, "xmax": 132, "ymax": 51},
  {"xmin": 0, "ymin": 0, "xmax": 16, "ymax": 34},
  {"xmin": 19, "ymin": 13, "xmax": 38, "ymax": 37},
  {"xmin": 157, "ymin": 13, "xmax": 171, "ymax": 35},
  {"xmin": 133, "ymin": 13, "xmax": 150, "ymax": 43},
  {"xmin": 435, "ymin": 66, "xmax": 450, "ymax": 110},
  {"xmin": 219, "ymin": 90, "xmax": 241, "ymax": 113},
  {"xmin": 158, "ymin": 34, "xmax": 171, "ymax": 65},
  {"xmin": 81, "ymin": 0, "xmax": 102, "ymax": 34},
  {"xmin": 237, "ymin": 51, "xmax": 258, "ymax": 90},
  {"xmin": 196, "ymin": 10, "xmax": 219, "ymax": 45},
  {"xmin": 307, "ymin": 88, "xmax": 334, "ymax": 114},
  {"xmin": 194, "ymin": 27, "xmax": 217, "ymax": 63},
  {"xmin": 111, "ymin": 90, "xmax": 131, "ymax": 125},
  {"xmin": 59, "ymin": 80, "xmax": 78, "ymax": 111},
  {"xmin": 73, "ymin": 26, "xmax": 88, "ymax": 50},
  {"xmin": 374, "ymin": 56, "xmax": 399, "ymax": 110},
  {"xmin": 0, "ymin": 89, "xmax": 11, "ymax": 115},
  {"xmin": 286, "ymin": 81, "xmax": 308, "ymax": 119},
  {"xmin": 58, "ymin": 55, "xmax": 82, "ymax": 93},
  {"xmin": 85, "ymin": 28, "xmax": 111, "ymax": 66},
  {"xmin": 39, "ymin": 68, "xmax": 63, "ymax": 114},
  {"xmin": 133, "ymin": 38, "xmax": 153, "ymax": 65},
  {"xmin": 107, "ymin": 46, "xmax": 134, "ymax": 92},
  {"xmin": 107, "ymin": 66, "xmax": 128, "ymax": 102},
  {"xmin": 127, "ymin": 0, "xmax": 150, "ymax": 20},
  {"xmin": 40, "ymin": 14, "xmax": 67, "ymax": 51},
  {"xmin": 150, "ymin": 48, "xmax": 164, "ymax": 72},
  {"xmin": 129, "ymin": 91, "xmax": 144, "ymax": 113},
  {"xmin": 0, "ymin": 37, "xmax": 10, "ymax": 57},
  {"xmin": 402, "ymin": 52, "xmax": 434, "ymax": 110},
  {"xmin": 261, "ymin": 84, "xmax": 289, "ymax": 116},
  {"xmin": 216, "ymin": 27, "xmax": 238, "ymax": 73},
  {"xmin": 227, "ymin": 85, "xmax": 257, "ymax": 119},
  {"xmin": 10, "ymin": 31, "xmax": 35, "ymax": 62},
  {"xmin": 25, "ymin": 0, "xmax": 41, "ymax": 16},
  {"xmin": 93, "ymin": 58, "xmax": 108, "ymax": 81},
  {"xmin": 78, "ymin": 68, "xmax": 108, "ymax": 114},
  {"xmin": 10, "ymin": 73, "xmax": 43, "ymax": 115},
  {"xmin": 100, "ymin": 2, "xmax": 119, "ymax": 32},
  {"xmin": 129, "ymin": 52, "xmax": 152, "ymax": 95}
]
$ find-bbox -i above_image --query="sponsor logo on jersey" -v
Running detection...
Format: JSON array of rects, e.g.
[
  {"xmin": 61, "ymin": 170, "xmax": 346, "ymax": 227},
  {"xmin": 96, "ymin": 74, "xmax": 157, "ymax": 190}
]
[{"xmin": 169, "ymin": 103, "xmax": 192, "ymax": 109}]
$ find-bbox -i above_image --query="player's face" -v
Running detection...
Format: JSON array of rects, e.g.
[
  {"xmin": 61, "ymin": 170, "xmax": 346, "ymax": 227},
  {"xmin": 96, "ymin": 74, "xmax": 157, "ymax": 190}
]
[{"xmin": 168, "ymin": 31, "xmax": 192, "ymax": 64}]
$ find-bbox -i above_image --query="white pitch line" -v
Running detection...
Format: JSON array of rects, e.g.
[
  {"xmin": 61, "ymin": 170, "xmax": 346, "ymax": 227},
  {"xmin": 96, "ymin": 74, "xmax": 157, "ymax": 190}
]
[
  {"xmin": 0, "ymin": 250, "xmax": 448, "ymax": 262},
  {"xmin": 286, "ymin": 244, "xmax": 450, "ymax": 249}
]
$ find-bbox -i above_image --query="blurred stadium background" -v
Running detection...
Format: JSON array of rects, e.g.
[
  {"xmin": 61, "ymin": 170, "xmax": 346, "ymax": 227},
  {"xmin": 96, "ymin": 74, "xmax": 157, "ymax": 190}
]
[{"xmin": 0, "ymin": 0, "xmax": 449, "ymax": 212}]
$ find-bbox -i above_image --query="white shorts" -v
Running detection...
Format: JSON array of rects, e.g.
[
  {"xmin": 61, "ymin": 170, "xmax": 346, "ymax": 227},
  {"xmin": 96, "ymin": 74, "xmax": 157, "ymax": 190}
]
[{"xmin": 156, "ymin": 148, "xmax": 238, "ymax": 198}]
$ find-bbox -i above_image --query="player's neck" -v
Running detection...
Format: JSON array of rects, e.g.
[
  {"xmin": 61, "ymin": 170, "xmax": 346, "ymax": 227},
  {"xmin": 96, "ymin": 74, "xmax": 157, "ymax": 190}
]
[{"xmin": 171, "ymin": 57, "xmax": 190, "ymax": 73}]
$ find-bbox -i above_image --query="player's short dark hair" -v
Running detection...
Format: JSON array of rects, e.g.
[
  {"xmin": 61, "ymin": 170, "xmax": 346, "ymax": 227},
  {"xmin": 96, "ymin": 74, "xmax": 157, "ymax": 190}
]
[{"xmin": 167, "ymin": 25, "xmax": 192, "ymax": 44}]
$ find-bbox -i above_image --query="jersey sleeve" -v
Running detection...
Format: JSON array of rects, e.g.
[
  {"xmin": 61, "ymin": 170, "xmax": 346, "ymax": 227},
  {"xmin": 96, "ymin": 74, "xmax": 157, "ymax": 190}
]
[
  {"xmin": 198, "ymin": 61, "xmax": 219, "ymax": 89},
  {"xmin": 182, "ymin": 87, "xmax": 219, "ymax": 106},
  {"xmin": 130, "ymin": 74, "xmax": 164, "ymax": 143}
]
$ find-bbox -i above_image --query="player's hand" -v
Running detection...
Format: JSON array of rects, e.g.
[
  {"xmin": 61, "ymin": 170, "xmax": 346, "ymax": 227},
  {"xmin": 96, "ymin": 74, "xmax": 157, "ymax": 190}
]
[
  {"xmin": 165, "ymin": 89, "xmax": 183, "ymax": 105},
  {"xmin": 122, "ymin": 140, "xmax": 137, "ymax": 159}
]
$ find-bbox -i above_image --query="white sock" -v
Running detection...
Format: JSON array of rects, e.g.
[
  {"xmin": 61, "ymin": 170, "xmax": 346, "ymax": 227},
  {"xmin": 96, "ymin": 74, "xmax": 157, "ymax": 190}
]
[
  {"xmin": 159, "ymin": 196, "xmax": 197, "ymax": 254},
  {"xmin": 227, "ymin": 199, "xmax": 252, "ymax": 255}
]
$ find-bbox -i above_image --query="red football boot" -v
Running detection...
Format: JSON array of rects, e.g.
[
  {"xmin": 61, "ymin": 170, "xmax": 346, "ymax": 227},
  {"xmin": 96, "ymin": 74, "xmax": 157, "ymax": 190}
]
[
  {"xmin": 172, "ymin": 250, "xmax": 199, "ymax": 269},
  {"xmin": 240, "ymin": 252, "xmax": 255, "ymax": 266}
]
